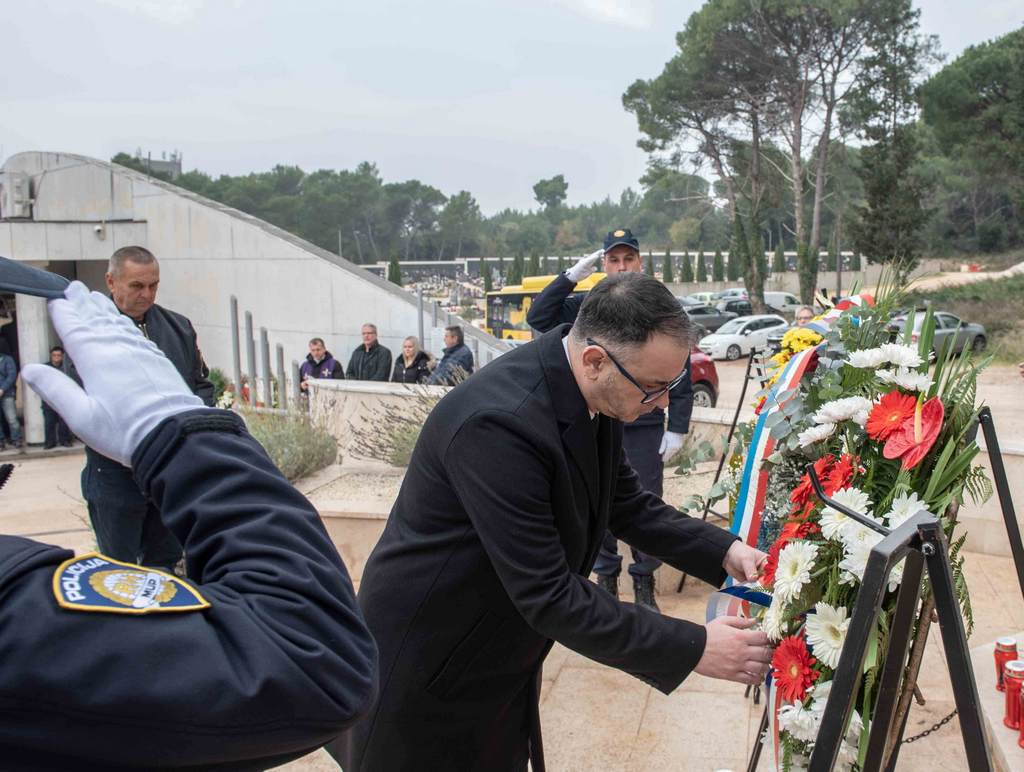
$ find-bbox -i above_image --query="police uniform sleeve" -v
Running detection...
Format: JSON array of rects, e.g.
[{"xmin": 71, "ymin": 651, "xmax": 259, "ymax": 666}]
[
  {"xmin": 526, "ymin": 272, "xmax": 584, "ymax": 332},
  {"xmin": 0, "ymin": 409, "xmax": 377, "ymax": 768}
]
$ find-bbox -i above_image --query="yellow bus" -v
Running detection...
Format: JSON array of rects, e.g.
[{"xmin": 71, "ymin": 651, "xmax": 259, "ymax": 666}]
[{"xmin": 485, "ymin": 273, "xmax": 606, "ymax": 341}]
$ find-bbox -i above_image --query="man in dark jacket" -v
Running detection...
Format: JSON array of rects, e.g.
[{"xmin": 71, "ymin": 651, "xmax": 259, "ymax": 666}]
[
  {"xmin": 5, "ymin": 279, "xmax": 377, "ymax": 769},
  {"xmin": 527, "ymin": 228, "xmax": 693, "ymax": 611},
  {"xmin": 347, "ymin": 324, "xmax": 392, "ymax": 381},
  {"xmin": 0, "ymin": 348, "xmax": 21, "ymax": 450},
  {"xmin": 42, "ymin": 345, "xmax": 74, "ymax": 448},
  {"xmin": 329, "ymin": 274, "xmax": 769, "ymax": 771},
  {"xmin": 426, "ymin": 325, "xmax": 475, "ymax": 385},
  {"xmin": 299, "ymin": 337, "xmax": 345, "ymax": 393},
  {"xmin": 82, "ymin": 246, "xmax": 215, "ymax": 572}
]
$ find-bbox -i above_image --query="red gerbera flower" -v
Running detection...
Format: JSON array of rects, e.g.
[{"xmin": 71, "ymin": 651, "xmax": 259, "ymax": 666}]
[
  {"xmin": 789, "ymin": 454, "xmax": 836, "ymax": 512},
  {"xmin": 824, "ymin": 453, "xmax": 859, "ymax": 495},
  {"xmin": 771, "ymin": 634, "xmax": 819, "ymax": 703},
  {"xmin": 780, "ymin": 519, "xmax": 820, "ymax": 541},
  {"xmin": 866, "ymin": 391, "xmax": 917, "ymax": 441},
  {"xmin": 883, "ymin": 396, "xmax": 945, "ymax": 470},
  {"xmin": 761, "ymin": 538, "xmax": 786, "ymax": 587}
]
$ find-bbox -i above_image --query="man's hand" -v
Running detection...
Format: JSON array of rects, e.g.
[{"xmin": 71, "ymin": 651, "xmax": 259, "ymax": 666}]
[
  {"xmin": 723, "ymin": 540, "xmax": 768, "ymax": 583},
  {"xmin": 694, "ymin": 616, "xmax": 772, "ymax": 685},
  {"xmin": 300, "ymin": 380, "xmax": 309, "ymax": 392},
  {"xmin": 658, "ymin": 431, "xmax": 686, "ymax": 463},
  {"xmin": 22, "ymin": 281, "xmax": 205, "ymax": 466},
  {"xmin": 565, "ymin": 250, "xmax": 604, "ymax": 284},
  {"xmin": 0, "ymin": 389, "xmax": 4, "ymax": 397}
]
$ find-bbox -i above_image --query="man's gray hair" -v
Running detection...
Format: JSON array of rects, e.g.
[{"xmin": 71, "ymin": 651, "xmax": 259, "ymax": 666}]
[
  {"xmin": 108, "ymin": 246, "xmax": 157, "ymax": 277},
  {"xmin": 571, "ymin": 273, "xmax": 692, "ymax": 350},
  {"xmin": 362, "ymin": 323, "xmax": 378, "ymax": 333}
]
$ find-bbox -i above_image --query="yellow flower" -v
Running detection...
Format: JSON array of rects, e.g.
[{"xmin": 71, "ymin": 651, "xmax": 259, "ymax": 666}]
[{"xmin": 781, "ymin": 327, "xmax": 823, "ymax": 354}]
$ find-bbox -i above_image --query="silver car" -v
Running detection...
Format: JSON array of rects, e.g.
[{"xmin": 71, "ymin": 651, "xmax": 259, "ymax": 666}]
[{"xmin": 889, "ymin": 311, "xmax": 987, "ymax": 357}]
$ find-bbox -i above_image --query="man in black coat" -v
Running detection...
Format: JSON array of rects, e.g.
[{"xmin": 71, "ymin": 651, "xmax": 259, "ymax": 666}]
[
  {"xmin": 527, "ymin": 228, "xmax": 693, "ymax": 611},
  {"xmin": 4, "ymin": 280, "xmax": 377, "ymax": 769},
  {"xmin": 329, "ymin": 273, "xmax": 769, "ymax": 771},
  {"xmin": 82, "ymin": 245, "xmax": 215, "ymax": 572},
  {"xmin": 346, "ymin": 323, "xmax": 393, "ymax": 381}
]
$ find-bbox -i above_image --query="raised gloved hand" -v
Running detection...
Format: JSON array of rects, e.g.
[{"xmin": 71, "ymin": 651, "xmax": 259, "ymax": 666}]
[
  {"xmin": 658, "ymin": 430, "xmax": 686, "ymax": 463},
  {"xmin": 565, "ymin": 249, "xmax": 604, "ymax": 284},
  {"xmin": 22, "ymin": 281, "xmax": 206, "ymax": 466}
]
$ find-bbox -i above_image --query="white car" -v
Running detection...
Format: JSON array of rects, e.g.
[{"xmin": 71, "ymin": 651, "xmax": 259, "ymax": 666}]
[{"xmin": 698, "ymin": 315, "xmax": 788, "ymax": 360}]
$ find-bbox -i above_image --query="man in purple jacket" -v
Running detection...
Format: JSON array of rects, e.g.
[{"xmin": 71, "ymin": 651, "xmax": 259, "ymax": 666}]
[{"xmin": 299, "ymin": 337, "xmax": 345, "ymax": 394}]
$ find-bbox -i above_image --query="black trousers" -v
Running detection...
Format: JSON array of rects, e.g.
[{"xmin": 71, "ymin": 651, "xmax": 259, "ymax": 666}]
[{"xmin": 42, "ymin": 404, "xmax": 72, "ymax": 447}]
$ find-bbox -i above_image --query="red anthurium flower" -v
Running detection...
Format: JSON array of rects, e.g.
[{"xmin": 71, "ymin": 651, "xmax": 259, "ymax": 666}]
[
  {"xmin": 771, "ymin": 634, "xmax": 819, "ymax": 703},
  {"xmin": 883, "ymin": 396, "xmax": 945, "ymax": 470},
  {"xmin": 866, "ymin": 391, "xmax": 917, "ymax": 441}
]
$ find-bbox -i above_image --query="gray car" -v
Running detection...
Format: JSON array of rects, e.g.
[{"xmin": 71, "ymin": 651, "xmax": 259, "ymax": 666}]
[
  {"xmin": 682, "ymin": 302, "xmax": 738, "ymax": 332},
  {"xmin": 889, "ymin": 311, "xmax": 987, "ymax": 357}
]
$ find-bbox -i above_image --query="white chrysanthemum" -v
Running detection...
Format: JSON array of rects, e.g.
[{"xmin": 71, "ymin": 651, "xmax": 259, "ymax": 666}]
[
  {"xmin": 805, "ymin": 603, "xmax": 850, "ymax": 669},
  {"xmin": 778, "ymin": 701, "xmax": 820, "ymax": 744},
  {"xmin": 877, "ymin": 367, "xmax": 933, "ymax": 392},
  {"xmin": 774, "ymin": 541, "xmax": 819, "ymax": 603},
  {"xmin": 879, "ymin": 343, "xmax": 923, "ymax": 368},
  {"xmin": 798, "ymin": 422, "xmax": 837, "ymax": 448},
  {"xmin": 839, "ymin": 529, "xmax": 884, "ymax": 585},
  {"xmin": 885, "ymin": 491, "xmax": 934, "ymax": 529},
  {"xmin": 761, "ymin": 595, "xmax": 787, "ymax": 642},
  {"xmin": 813, "ymin": 396, "xmax": 874, "ymax": 427},
  {"xmin": 846, "ymin": 347, "xmax": 888, "ymax": 368},
  {"xmin": 819, "ymin": 486, "xmax": 873, "ymax": 543}
]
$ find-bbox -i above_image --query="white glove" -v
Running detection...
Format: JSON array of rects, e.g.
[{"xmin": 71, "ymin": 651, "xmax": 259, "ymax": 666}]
[
  {"xmin": 565, "ymin": 249, "xmax": 604, "ymax": 284},
  {"xmin": 659, "ymin": 431, "xmax": 686, "ymax": 463},
  {"xmin": 22, "ymin": 281, "xmax": 206, "ymax": 466}
]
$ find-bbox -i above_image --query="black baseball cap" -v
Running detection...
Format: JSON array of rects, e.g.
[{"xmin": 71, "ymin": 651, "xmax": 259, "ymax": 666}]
[{"xmin": 603, "ymin": 228, "xmax": 640, "ymax": 252}]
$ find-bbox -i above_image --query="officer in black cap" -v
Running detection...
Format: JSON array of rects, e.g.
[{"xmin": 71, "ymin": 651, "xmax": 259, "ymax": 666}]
[
  {"xmin": 0, "ymin": 277, "xmax": 378, "ymax": 769},
  {"xmin": 527, "ymin": 228, "xmax": 694, "ymax": 611}
]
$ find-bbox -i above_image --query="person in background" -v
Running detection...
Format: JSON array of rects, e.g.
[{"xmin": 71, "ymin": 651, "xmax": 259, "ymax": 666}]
[
  {"xmin": 300, "ymin": 337, "xmax": 345, "ymax": 393},
  {"xmin": 0, "ymin": 347, "xmax": 22, "ymax": 451},
  {"xmin": 347, "ymin": 324, "xmax": 392, "ymax": 381},
  {"xmin": 42, "ymin": 345, "xmax": 74, "ymax": 448},
  {"xmin": 426, "ymin": 325, "xmax": 474, "ymax": 386},
  {"xmin": 794, "ymin": 306, "xmax": 815, "ymax": 326},
  {"xmin": 391, "ymin": 336, "xmax": 432, "ymax": 384},
  {"xmin": 83, "ymin": 245, "xmax": 215, "ymax": 573}
]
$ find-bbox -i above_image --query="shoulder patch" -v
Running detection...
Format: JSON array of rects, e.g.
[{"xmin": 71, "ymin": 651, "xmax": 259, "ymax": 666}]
[{"xmin": 52, "ymin": 552, "xmax": 210, "ymax": 614}]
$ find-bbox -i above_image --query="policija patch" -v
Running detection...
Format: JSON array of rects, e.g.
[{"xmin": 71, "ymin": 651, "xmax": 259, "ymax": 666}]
[{"xmin": 52, "ymin": 552, "xmax": 210, "ymax": 614}]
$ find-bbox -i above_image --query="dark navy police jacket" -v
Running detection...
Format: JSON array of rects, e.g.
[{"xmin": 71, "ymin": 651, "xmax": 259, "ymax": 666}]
[{"xmin": 0, "ymin": 409, "xmax": 377, "ymax": 770}]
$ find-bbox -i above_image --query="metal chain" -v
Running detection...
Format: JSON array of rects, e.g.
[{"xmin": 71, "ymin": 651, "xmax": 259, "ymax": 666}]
[{"xmin": 901, "ymin": 709, "xmax": 958, "ymax": 744}]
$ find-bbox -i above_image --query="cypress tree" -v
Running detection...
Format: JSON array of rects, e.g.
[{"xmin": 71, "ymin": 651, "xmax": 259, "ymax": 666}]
[
  {"xmin": 662, "ymin": 249, "xmax": 674, "ymax": 283},
  {"xmin": 387, "ymin": 256, "xmax": 402, "ymax": 287},
  {"xmin": 498, "ymin": 254, "xmax": 506, "ymax": 280},
  {"xmin": 483, "ymin": 266, "xmax": 493, "ymax": 293},
  {"xmin": 772, "ymin": 243, "xmax": 786, "ymax": 274},
  {"xmin": 850, "ymin": 251, "xmax": 862, "ymax": 271},
  {"xmin": 557, "ymin": 253, "xmax": 566, "ymax": 273},
  {"xmin": 646, "ymin": 252, "xmax": 655, "ymax": 276},
  {"xmin": 528, "ymin": 250, "xmax": 541, "ymax": 276},
  {"xmin": 680, "ymin": 251, "xmax": 694, "ymax": 282},
  {"xmin": 712, "ymin": 249, "xmax": 725, "ymax": 281},
  {"xmin": 826, "ymin": 239, "xmax": 838, "ymax": 271},
  {"xmin": 726, "ymin": 250, "xmax": 740, "ymax": 281},
  {"xmin": 696, "ymin": 250, "xmax": 708, "ymax": 282}
]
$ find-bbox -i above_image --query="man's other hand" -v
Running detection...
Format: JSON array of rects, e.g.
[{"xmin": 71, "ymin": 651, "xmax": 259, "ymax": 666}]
[
  {"xmin": 565, "ymin": 250, "xmax": 604, "ymax": 284},
  {"xmin": 723, "ymin": 540, "xmax": 768, "ymax": 583},
  {"xmin": 694, "ymin": 616, "xmax": 772, "ymax": 685}
]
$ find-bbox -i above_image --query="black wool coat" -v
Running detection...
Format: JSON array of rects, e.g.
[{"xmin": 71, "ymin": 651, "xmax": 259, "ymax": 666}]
[{"xmin": 328, "ymin": 325, "xmax": 737, "ymax": 771}]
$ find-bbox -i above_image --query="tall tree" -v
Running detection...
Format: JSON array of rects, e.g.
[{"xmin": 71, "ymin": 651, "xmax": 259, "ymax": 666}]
[
  {"xmin": 646, "ymin": 252, "xmax": 656, "ymax": 276},
  {"xmin": 533, "ymin": 175, "xmax": 569, "ymax": 211},
  {"xmin": 662, "ymin": 249, "xmax": 675, "ymax": 283},
  {"xmin": 680, "ymin": 252, "xmax": 694, "ymax": 282},
  {"xmin": 528, "ymin": 251, "xmax": 541, "ymax": 276},
  {"xmin": 697, "ymin": 250, "xmax": 709, "ymax": 282},
  {"xmin": 772, "ymin": 242, "xmax": 786, "ymax": 273},
  {"xmin": 713, "ymin": 249, "xmax": 726, "ymax": 281},
  {"xmin": 437, "ymin": 191, "xmax": 481, "ymax": 259},
  {"xmin": 387, "ymin": 256, "xmax": 403, "ymax": 287}
]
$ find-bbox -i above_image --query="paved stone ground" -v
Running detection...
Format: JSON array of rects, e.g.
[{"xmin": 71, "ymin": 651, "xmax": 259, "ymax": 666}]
[{"xmin": 5, "ymin": 450, "xmax": 1022, "ymax": 771}]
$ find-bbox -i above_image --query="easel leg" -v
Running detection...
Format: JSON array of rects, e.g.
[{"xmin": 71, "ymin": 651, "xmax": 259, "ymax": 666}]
[
  {"xmin": 746, "ymin": 705, "xmax": 768, "ymax": 772},
  {"xmin": 978, "ymin": 407, "xmax": 1024, "ymax": 602}
]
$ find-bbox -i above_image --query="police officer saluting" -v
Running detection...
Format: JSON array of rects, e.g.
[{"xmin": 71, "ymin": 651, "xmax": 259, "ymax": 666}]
[{"xmin": 0, "ymin": 276, "xmax": 377, "ymax": 769}]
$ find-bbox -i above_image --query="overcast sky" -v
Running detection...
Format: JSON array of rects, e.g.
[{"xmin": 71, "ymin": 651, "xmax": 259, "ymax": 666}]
[{"xmin": 3, "ymin": 0, "xmax": 1021, "ymax": 214}]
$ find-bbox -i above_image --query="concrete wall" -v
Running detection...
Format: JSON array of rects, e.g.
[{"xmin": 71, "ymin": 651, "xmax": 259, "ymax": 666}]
[
  {"xmin": 0, "ymin": 152, "xmax": 508, "ymax": 387},
  {"xmin": 308, "ymin": 379, "xmax": 1024, "ymax": 559}
]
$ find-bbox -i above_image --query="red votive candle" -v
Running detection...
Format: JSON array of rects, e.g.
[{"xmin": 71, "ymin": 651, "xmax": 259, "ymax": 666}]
[
  {"xmin": 1004, "ymin": 660, "xmax": 1024, "ymax": 729},
  {"xmin": 996, "ymin": 637, "xmax": 1018, "ymax": 692}
]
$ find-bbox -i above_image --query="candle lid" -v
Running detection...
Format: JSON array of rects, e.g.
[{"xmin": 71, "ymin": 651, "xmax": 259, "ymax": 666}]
[
  {"xmin": 1005, "ymin": 660, "xmax": 1024, "ymax": 677},
  {"xmin": 997, "ymin": 637, "xmax": 1018, "ymax": 651}
]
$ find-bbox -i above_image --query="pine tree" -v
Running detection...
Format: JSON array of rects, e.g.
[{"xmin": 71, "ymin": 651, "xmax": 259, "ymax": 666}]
[
  {"xmin": 713, "ymin": 249, "xmax": 725, "ymax": 281},
  {"xmin": 680, "ymin": 251, "xmax": 694, "ymax": 282},
  {"xmin": 387, "ymin": 256, "xmax": 402, "ymax": 287},
  {"xmin": 696, "ymin": 250, "xmax": 708, "ymax": 282},
  {"xmin": 662, "ymin": 249, "xmax": 675, "ymax": 283},
  {"xmin": 646, "ymin": 252, "xmax": 655, "ymax": 276},
  {"xmin": 772, "ymin": 243, "xmax": 786, "ymax": 274}
]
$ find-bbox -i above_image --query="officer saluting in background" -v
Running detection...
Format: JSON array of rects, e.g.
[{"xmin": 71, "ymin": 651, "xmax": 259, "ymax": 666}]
[{"xmin": 1, "ymin": 279, "xmax": 377, "ymax": 769}]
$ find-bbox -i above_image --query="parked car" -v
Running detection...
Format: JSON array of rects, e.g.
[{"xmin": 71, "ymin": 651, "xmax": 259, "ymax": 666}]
[
  {"xmin": 764, "ymin": 291, "xmax": 803, "ymax": 315},
  {"xmin": 688, "ymin": 291, "xmax": 718, "ymax": 304},
  {"xmin": 698, "ymin": 314, "xmax": 789, "ymax": 360},
  {"xmin": 683, "ymin": 302, "xmax": 738, "ymax": 332},
  {"xmin": 688, "ymin": 348, "xmax": 719, "ymax": 408},
  {"xmin": 716, "ymin": 298, "xmax": 753, "ymax": 317},
  {"xmin": 887, "ymin": 311, "xmax": 987, "ymax": 357},
  {"xmin": 677, "ymin": 294, "xmax": 705, "ymax": 307},
  {"xmin": 714, "ymin": 287, "xmax": 748, "ymax": 300}
]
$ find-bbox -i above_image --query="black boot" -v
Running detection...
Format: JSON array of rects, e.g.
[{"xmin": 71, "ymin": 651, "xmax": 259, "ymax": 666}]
[
  {"xmin": 596, "ymin": 573, "xmax": 618, "ymax": 598},
  {"xmin": 633, "ymin": 575, "xmax": 659, "ymax": 613}
]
